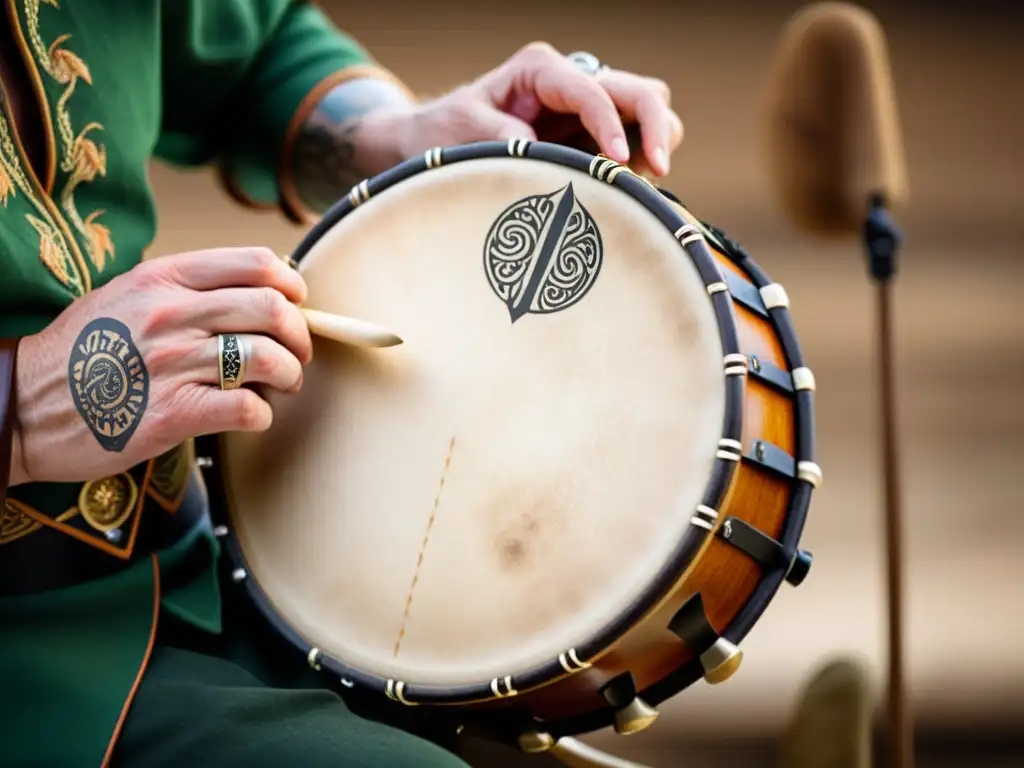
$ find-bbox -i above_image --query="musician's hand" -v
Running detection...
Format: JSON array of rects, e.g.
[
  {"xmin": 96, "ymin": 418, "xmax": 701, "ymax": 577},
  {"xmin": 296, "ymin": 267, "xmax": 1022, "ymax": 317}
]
[
  {"xmin": 392, "ymin": 42, "xmax": 683, "ymax": 176},
  {"xmin": 10, "ymin": 248, "xmax": 312, "ymax": 485}
]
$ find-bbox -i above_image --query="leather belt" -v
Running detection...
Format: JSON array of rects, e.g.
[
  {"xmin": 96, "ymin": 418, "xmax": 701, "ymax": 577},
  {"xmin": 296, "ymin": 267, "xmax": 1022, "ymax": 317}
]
[{"xmin": 0, "ymin": 472, "xmax": 209, "ymax": 598}]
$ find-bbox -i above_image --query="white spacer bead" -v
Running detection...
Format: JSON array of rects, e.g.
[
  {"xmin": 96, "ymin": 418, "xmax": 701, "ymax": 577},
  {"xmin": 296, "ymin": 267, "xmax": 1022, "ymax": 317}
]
[
  {"xmin": 759, "ymin": 283, "xmax": 790, "ymax": 310},
  {"xmin": 792, "ymin": 367, "xmax": 816, "ymax": 392},
  {"xmin": 797, "ymin": 461, "xmax": 823, "ymax": 488}
]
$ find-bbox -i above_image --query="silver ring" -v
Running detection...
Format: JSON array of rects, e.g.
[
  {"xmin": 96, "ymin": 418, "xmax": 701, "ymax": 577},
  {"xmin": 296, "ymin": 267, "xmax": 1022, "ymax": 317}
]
[
  {"xmin": 567, "ymin": 51, "xmax": 608, "ymax": 78},
  {"xmin": 218, "ymin": 334, "xmax": 245, "ymax": 391}
]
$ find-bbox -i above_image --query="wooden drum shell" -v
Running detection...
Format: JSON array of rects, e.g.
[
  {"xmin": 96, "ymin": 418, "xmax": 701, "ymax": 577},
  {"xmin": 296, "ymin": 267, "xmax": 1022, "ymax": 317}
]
[{"xmin": 501, "ymin": 244, "xmax": 803, "ymax": 729}]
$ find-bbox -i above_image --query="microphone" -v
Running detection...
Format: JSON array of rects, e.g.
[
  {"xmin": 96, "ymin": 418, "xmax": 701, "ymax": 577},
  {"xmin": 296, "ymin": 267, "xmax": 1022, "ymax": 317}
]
[
  {"xmin": 761, "ymin": 1, "xmax": 909, "ymax": 238},
  {"xmin": 761, "ymin": 6, "xmax": 914, "ymax": 768}
]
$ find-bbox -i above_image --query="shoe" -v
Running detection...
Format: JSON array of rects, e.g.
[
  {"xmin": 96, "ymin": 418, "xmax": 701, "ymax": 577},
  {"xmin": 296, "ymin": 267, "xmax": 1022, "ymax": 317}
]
[{"xmin": 779, "ymin": 656, "xmax": 874, "ymax": 768}]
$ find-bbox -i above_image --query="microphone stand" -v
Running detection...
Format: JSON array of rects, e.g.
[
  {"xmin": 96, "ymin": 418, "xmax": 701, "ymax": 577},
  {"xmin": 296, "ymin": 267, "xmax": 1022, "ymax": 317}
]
[{"xmin": 863, "ymin": 195, "xmax": 912, "ymax": 768}]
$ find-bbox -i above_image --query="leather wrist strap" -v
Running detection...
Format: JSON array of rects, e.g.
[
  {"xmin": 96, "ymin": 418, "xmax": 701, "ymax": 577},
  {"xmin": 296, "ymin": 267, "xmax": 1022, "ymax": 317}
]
[{"xmin": 0, "ymin": 337, "xmax": 21, "ymax": 506}]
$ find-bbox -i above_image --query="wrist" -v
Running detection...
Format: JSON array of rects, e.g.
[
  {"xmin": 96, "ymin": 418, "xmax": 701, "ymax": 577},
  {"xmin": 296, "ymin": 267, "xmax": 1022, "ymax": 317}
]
[
  {"xmin": 9, "ymin": 333, "xmax": 36, "ymax": 487},
  {"xmin": 284, "ymin": 74, "xmax": 420, "ymax": 219},
  {"xmin": 356, "ymin": 103, "xmax": 423, "ymax": 171},
  {"xmin": 0, "ymin": 336, "xmax": 27, "ymax": 496},
  {"xmin": 9, "ymin": 427, "xmax": 28, "ymax": 486}
]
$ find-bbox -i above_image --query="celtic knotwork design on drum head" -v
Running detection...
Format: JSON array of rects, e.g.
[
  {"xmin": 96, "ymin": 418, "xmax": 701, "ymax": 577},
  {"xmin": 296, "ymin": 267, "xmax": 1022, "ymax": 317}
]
[
  {"xmin": 483, "ymin": 182, "xmax": 603, "ymax": 323},
  {"xmin": 68, "ymin": 317, "xmax": 150, "ymax": 452}
]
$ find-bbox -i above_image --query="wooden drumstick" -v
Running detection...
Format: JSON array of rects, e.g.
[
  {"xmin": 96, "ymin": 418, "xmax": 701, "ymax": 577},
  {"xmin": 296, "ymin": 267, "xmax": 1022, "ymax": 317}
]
[
  {"xmin": 279, "ymin": 254, "xmax": 404, "ymax": 348},
  {"xmin": 300, "ymin": 308, "xmax": 403, "ymax": 348}
]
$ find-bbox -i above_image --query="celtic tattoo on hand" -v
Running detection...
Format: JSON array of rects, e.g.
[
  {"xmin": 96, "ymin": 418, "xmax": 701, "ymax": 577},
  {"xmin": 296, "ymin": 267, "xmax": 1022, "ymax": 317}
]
[{"xmin": 68, "ymin": 318, "xmax": 150, "ymax": 452}]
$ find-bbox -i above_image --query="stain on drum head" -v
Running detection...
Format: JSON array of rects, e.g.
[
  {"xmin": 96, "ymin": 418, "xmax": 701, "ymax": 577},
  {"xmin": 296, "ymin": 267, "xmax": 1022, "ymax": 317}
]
[{"xmin": 222, "ymin": 158, "xmax": 727, "ymax": 687}]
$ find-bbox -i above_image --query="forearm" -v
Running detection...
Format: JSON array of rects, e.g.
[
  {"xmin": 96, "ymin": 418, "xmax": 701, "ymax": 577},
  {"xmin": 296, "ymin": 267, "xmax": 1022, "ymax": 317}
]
[{"xmin": 287, "ymin": 77, "xmax": 418, "ymax": 214}]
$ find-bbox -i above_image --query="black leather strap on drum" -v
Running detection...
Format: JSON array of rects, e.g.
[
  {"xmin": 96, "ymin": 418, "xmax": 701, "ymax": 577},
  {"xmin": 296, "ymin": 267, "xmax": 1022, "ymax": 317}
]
[
  {"xmin": 0, "ymin": 473, "xmax": 209, "ymax": 598},
  {"xmin": 0, "ymin": 337, "xmax": 20, "ymax": 510}
]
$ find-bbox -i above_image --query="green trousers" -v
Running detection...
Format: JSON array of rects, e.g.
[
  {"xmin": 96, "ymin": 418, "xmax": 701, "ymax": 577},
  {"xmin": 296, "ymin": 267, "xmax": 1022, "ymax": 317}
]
[
  {"xmin": 112, "ymin": 643, "xmax": 466, "ymax": 767},
  {"xmin": 111, "ymin": 559, "xmax": 470, "ymax": 768}
]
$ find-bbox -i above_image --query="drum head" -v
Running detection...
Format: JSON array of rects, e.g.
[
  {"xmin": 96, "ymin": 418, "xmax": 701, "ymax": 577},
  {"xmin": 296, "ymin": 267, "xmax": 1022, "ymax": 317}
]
[{"xmin": 222, "ymin": 154, "xmax": 727, "ymax": 688}]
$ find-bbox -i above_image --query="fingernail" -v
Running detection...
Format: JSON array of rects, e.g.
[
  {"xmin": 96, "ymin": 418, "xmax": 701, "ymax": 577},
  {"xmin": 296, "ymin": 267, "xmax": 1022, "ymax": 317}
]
[
  {"xmin": 654, "ymin": 147, "xmax": 670, "ymax": 176},
  {"xmin": 610, "ymin": 137, "xmax": 630, "ymax": 163}
]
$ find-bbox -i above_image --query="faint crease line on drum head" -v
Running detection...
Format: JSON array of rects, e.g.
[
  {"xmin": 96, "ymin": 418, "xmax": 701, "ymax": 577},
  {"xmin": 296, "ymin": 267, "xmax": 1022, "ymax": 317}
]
[{"xmin": 393, "ymin": 435, "xmax": 457, "ymax": 659}]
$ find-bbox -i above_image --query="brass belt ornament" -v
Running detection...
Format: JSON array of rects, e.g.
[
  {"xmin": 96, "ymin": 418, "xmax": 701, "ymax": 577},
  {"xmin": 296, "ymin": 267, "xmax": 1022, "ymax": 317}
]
[{"xmin": 78, "ymin": 473, "xmax": 138, "ymax": 533}]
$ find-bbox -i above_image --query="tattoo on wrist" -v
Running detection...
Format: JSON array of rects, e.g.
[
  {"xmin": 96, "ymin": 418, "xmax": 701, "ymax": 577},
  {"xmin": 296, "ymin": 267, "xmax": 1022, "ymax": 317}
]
[
  {"xmin": 290, "ymin": 77, "xmax": 414, "ymax": 213},
  {"xmin": 291, "ymin": 114, "xmax": 363, "ymax": 213},
  {"xmin": 68, "ymin": 318, "xmax": 149, "ymax": 452}
]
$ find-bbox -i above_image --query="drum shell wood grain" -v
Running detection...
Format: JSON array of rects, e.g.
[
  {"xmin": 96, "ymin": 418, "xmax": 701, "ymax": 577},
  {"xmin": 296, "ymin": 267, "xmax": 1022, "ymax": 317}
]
[{"xmin": 472, "ymin": 245, "xmax": 796, "ymax": 723}]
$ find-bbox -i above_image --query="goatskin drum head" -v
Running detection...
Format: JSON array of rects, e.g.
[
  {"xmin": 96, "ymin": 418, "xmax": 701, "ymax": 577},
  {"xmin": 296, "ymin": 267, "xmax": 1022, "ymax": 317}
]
[{"xmin": 222, "ymin": 156, "xmax": 726, "ymax": 687}]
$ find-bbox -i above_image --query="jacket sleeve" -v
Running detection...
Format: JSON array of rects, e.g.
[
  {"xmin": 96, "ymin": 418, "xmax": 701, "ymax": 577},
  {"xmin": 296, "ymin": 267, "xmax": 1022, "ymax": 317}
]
[{"xmin": 154, "ymin": 0, "xmax": 412, "ymax": 218}]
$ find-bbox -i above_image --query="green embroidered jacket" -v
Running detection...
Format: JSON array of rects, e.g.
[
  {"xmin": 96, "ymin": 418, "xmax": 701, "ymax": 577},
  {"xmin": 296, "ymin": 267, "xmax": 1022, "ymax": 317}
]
[{"xmin": 0, "ymin": 1, "xmax": 402, "ymax": 764}]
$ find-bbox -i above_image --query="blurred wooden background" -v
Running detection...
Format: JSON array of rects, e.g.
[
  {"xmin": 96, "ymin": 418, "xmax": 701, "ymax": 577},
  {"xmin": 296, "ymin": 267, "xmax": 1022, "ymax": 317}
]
[{"xmin": 147, "ymin": 0, "xmax": 1023, "ymax": 764}]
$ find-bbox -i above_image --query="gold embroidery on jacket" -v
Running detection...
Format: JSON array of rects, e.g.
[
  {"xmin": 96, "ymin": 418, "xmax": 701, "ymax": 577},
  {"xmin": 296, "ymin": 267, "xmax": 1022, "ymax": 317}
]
[
  {"xmin": 0, "ymin": 503, "xmax": 42, "ymax": 544},
  {"xmin": 0, "ymin": 160, "xmax": 13, "ymax": 206},
  {"xmin": 24, "ymin": 0, "xmax": 115, "ymax": 279},
  {"xmin": 0, "ymin": 110, "xmax": 82, "ymax": 291},
  {"xmin": 25, "ymin": 212, "xmax": 71, "ymax": 284},
  {"xmin": 0, "ymin": 502, "xmax": 78, "ymax": 545},
  {"xmin": 6, "ymin": 460, "xmax": 152, "ymax": 559},
  {"xmin": 148, "ymin": 441, "xmax": 195, "ymax": 512}
]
